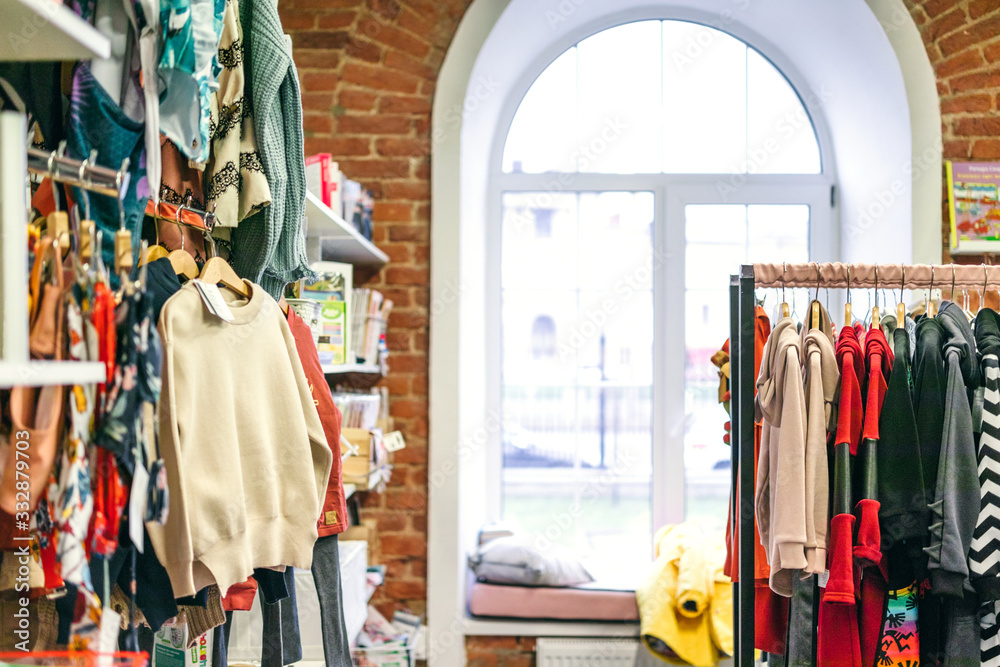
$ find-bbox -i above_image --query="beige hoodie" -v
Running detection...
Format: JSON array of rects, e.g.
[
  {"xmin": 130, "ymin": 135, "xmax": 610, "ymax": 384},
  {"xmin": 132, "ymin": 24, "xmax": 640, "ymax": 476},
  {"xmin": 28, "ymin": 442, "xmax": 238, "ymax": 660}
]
[
  {"xmin": 755, "ymin": 317, "xmax": 808, "ymax": 597},
  {"xmin": 802, "ymin": 318, "xmax": 839, "ymax": 575}
]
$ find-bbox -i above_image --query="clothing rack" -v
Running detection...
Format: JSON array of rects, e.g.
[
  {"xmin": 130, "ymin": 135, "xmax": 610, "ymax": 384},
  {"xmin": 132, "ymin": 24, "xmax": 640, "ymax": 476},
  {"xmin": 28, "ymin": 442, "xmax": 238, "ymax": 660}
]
[
  {"xmin": 728, "ymin": 261, "xmax": 1000, "ymax": 666},
  {"xmin": 27, "ymin": 146, "xmax": 126, "ymax": 198}
]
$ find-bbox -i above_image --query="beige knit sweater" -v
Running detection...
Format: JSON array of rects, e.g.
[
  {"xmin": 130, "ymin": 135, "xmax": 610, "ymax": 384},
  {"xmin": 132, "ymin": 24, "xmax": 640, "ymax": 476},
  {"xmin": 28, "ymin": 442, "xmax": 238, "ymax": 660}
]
[{"xmin": 148, "ymin": 280, "xmax": 332, "ymax": 598}]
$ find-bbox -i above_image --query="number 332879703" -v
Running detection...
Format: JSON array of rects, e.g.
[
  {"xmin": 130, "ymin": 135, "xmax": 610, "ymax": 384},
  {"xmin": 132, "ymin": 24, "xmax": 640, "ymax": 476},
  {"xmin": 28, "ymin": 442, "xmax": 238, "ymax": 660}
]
[{"xmin": 12, "ymin": 430, "xmax": 30, "ymax": 518}]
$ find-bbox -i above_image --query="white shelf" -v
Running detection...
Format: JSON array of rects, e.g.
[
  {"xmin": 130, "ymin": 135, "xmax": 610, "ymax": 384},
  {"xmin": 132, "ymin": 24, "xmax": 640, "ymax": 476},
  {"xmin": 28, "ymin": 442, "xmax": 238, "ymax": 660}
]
[
  {"xmin": 0, "ymin": 0, "xmax": 111, "ymax": 61},
  {"xmin": 344, "ymin": 483, "xmax": 357, "ymax": 500},
  {"xmin": 0, "ymin": 361, "xmax": 105, "ymax": 388},
  {"xmin": 304, "ymin": 191, "xmax": 388, "ymax": 269},
  {"xmin": 322, "ymin": 361, "xmax": 382, "ymax": 375}
]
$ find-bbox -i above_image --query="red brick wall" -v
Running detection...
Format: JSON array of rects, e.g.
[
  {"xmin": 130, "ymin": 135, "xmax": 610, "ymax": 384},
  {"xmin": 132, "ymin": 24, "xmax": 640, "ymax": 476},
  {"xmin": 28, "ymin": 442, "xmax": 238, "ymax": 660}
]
[
  {"xmin": 276, "ymin": 0, "xmax": 998, "ymax": 662},
  {"xmin": 904, "ymin": 0, "xmax": 1000, "ymax": 260},
  {"xmin": 277, "ymin": 0, "xmax": 474, "ymax": 621}
]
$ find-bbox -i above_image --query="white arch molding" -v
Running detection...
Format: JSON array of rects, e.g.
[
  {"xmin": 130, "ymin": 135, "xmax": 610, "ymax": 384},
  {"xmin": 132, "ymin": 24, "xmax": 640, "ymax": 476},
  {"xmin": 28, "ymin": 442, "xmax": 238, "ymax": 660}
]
[{"xmin": 428, "ymin": 2, "xmax": 939, "ymax": 665}]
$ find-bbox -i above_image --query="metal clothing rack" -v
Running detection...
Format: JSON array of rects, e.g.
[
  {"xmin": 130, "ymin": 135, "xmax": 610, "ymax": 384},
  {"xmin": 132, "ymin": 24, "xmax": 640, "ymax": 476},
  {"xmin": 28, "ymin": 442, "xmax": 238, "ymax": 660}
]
[{"xmin": 727, "ymin": 261, "xmax": 1000, "ymax": 666}]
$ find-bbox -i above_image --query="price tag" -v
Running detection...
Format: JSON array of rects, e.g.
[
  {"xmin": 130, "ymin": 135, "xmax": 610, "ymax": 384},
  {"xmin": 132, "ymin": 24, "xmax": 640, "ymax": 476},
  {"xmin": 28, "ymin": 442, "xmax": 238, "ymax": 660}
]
[
  {"xmin": 384, "ymin": 430, "xmax": 406, "ymax": 452},
  {"xmin": 130, "ymin": 465, "xmax": 150, "ymax": 553},
  {"xmin": 818, "ymin": 569, "xmax": 830, "ymax": 589},
  {"xmin": 193, "ymin": 280, "xmax": 234, "ymax": 322}
]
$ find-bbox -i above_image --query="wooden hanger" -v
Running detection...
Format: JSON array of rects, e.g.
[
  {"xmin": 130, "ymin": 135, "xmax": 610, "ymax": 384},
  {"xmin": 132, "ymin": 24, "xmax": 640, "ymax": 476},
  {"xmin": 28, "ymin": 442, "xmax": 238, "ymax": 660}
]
[
  {"xmin": 896, "ymin": 266, "xmax": 906, "ymax": 325},
  {"xmin": 278, "ymin": 294, "xmax": 290, "ymax": 316},
  {"xmin": 844, "ymin": 265, "xmax": 852, "ymax": 327},
  {"xmin": 871, "ymin": 266, "xmax": 880, "ymax": 329},
  {"xmin": 810, "ymin": 263, "xmax": 821, "ymax": 330},
  {"xmin": 199, "ymin": 257, "xmax": 251, "ymax": 298},
  {"xmin": 780, "ymin": 263, "xmax": 790, "ymax": 319},
  {"xmin": 169, "ymin": 249, "xmax": 199, "ymax": 281}
]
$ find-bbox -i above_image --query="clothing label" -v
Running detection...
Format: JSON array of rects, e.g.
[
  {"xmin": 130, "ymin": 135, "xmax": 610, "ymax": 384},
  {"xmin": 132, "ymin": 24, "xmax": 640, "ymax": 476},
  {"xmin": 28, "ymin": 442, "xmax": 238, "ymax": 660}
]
[
  {"xmin": 193, "ymin": 280, "xmax": 234, "ymax": 322},
  {"xmin": 325, "ymin": 510, "xmax": 338, "ymax": 525},
  {"xmin": 384, "ymin": 430, "xmax": 406, "ymax": 452},
  {"xmin": 130, "ymin": 465, "xmax": 150, "ymax": 554},
  {"xmin": 818, "ymin": 569, "xmax": 830, "ymax": 589}
]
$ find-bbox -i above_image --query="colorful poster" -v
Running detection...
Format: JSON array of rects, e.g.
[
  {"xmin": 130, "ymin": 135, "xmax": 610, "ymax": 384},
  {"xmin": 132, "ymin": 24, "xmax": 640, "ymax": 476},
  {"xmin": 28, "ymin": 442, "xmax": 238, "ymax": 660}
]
[{"xmin": 948, "ymin": 160, "xmax": 1000, "ymax": 253}]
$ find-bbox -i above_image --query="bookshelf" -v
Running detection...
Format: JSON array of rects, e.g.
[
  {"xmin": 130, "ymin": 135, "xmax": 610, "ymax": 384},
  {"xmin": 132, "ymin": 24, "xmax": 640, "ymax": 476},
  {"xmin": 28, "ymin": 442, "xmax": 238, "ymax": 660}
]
[{"xmin": 304, "ymin": 191, "xmax": 388, "ymax": 275}]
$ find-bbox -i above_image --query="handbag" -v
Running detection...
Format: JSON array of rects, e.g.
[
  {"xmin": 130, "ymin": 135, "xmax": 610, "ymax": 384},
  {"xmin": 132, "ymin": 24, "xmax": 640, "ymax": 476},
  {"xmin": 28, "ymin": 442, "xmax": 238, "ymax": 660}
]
[{"xmin": 0, "ymin": 237, "xmax": 67, "ymax": 519}]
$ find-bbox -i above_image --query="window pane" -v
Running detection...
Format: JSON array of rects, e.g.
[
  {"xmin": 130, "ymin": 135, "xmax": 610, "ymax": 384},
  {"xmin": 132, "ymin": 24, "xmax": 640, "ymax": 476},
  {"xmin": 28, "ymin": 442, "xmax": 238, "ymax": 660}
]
[
  {"xmin": 577, "ymin": 22, "xmax": 662, "ymax": 173},
  {"xmin": 502, "ymin": 48, "xmax": 579, "ymax": 173},
  {"xmin": 502, "ymin": 191, "xmax": 654, "ymax": 579},
  {"xmin": 747, "ymin": 50, "xmax": 821, "ymax": 174},
  {"xmin": 683, "ymin": 204, "xmax": 810, "ymax": 534},
  {"xmin": 662, "ymin": 22, "xmax": 747, "ymax": 173},
  {"xmin": 501, "ymin": 192, "xmax": 578, "ymax": 290}
]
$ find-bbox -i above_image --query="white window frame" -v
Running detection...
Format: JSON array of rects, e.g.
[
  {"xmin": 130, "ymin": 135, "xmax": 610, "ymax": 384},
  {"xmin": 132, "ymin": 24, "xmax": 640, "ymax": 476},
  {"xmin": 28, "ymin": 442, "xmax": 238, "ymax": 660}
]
[{"xmin": 489, "ymin": 168, "xmax": 835, "ymax": 533}]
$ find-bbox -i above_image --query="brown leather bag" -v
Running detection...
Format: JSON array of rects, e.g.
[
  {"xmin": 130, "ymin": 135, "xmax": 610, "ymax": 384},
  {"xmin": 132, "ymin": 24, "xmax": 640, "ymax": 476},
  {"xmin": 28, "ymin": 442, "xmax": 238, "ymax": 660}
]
[
  {"xmin": 0, "ymin": 238, "xmax": 66, "ymax": 518},
  {"xmin": 28, "ymin": 237, "xmax": 65, "ymax": 359}
]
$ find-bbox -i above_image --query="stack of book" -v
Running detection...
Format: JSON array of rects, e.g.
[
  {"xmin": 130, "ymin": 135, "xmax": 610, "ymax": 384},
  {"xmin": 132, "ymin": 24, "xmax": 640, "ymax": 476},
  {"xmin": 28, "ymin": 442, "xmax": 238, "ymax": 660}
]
[{"xmin": 351, "ymin": 288, "xmax": 393, "ymax": 365}]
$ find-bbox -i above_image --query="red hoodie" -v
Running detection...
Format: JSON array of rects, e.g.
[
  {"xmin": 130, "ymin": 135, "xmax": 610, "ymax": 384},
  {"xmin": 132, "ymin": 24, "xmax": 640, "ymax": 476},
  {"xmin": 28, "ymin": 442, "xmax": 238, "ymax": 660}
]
[
  {"xmin": 855, "ymin": 328, "xmax": 892, "ymax": 667},
  {"xmin": 817, "ymin": 326, "xmax": 865, "ymax": 667}
]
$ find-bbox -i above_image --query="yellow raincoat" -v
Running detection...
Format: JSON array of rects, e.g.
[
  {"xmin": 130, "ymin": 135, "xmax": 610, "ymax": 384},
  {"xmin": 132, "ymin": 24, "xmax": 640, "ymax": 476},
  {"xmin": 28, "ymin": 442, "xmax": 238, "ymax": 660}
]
[{"xmin": 635, "ymin": 523, "xmax": 733, "ymax": 666}]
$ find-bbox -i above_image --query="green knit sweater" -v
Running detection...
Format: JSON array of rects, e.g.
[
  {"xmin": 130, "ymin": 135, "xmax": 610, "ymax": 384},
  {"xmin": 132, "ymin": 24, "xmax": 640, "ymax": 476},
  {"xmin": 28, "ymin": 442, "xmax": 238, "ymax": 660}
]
[{"xmin": 231, "ymin": 0, "xmax": 314, "ymax": 297}]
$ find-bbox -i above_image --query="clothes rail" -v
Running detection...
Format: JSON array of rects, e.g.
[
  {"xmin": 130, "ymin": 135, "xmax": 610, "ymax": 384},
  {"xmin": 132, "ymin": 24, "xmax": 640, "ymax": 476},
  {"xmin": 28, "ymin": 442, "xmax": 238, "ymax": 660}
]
[
  {"xmin": 754, "ymin": 261, "xmax": 1000, "ymax": 291},
  {"xmin": 27, "ymin": 146, "xmax": 125, "ymax": 198},
  {"xmin": 730, "ymin": 260, "xmax": 1000, "ymax": 666}
]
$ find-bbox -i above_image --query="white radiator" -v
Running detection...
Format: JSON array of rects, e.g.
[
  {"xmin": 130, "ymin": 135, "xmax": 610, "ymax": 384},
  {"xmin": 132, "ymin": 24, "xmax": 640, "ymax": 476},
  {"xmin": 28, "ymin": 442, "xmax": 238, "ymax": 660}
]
[{"xmin": 536, "ymin": 638, "xmax": 642, "ymax": 667}]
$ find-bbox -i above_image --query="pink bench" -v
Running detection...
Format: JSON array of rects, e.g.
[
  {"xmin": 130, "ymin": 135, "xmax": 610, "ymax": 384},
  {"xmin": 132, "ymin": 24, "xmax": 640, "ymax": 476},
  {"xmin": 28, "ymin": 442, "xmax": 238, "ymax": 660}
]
[{"xmin": 468, "ymin": 580, "xmax": 639, "ymax": 622}]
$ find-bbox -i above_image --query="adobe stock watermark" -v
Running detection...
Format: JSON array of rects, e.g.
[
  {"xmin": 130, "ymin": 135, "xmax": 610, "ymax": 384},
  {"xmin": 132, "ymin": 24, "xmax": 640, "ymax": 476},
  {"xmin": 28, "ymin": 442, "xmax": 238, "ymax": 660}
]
[
  {"xmin": 506, "ymin": 116, "xmax": 630, "ymax": 236},
  {"xmin": 847, "ymin": 136, "xmax": 943, "ymax": 241},
  {"xmin": 428, "ymin": 409, "xmax": 517, "ymax": 490},
  {"xmin": 7, "ymin": 0, "xmax": 60, "ymax": 51},
  {"xmin": 558, "ymin": 246, "xmax": 667, "ymax": 360},
  {"xmin": 716, "ymin": 84, "xmax": 833, "ymax": 201},
  {"xmin": 532, "ymin": 448, "xmax": 640, "ymax": 552}
]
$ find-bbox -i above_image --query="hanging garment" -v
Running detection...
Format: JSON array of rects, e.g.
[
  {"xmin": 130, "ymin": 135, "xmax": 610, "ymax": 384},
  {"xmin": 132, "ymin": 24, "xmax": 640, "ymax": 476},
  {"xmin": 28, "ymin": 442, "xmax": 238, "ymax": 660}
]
[
  {"xmin": 158, "ymin": 0, "xmax": 224, "ymax": 163},
  {"xmin": 310, "ymin": 535, "xmax": 354, "ymax": 667},
  {"xmin": 926, "ymin": 302, "xmax": 980, "ymax": 598},
  {"xmin": 231, "ymin": 0, "xmax": 312, "ymax": 297},
  {"xmin": 287, "ymin": 309, "xmax": 348, "ymax": 536},
  {"xmin": 148, "ymin": 282, "xmax": 332, "ymax": 597},
  {"xmin": 877, "ymin": 328, "xmax": 928, "ymax": 667},
  {"xmin": 755, "ymin": 318, "xmax": 809, "ymax": 597},
  {"xmin": 971, "ymin": 307, "xmax": 1000, "ymax": 598},
  {"xmin": 983, "ymin": 600, "xmax": 1000, "ymax": 667},
  {"xmin": 856, "ymin": 327, "xmax": 892, "ymax": 667},
  {"xmin": 914, "ymin": 317, "xmax": 948, "ymax": 507},
  {"xmin": 65, "ymin": 62, "xmax": 147, "ymax": 275},
  {"xmin": 205, "ymin": 0, "xmax": 270, "ymax": 229},
  {"xmin": 153, "ymin": 136, "xmax": 209, "ymax": 262},
  {"xmin": 800, "ymin": 313, "xmax": 837, "ymax": 575},
  {"xmin": 878, "ymin": 327, "xmax": 927, "ymax": 553},
  {"xmin": 721, "ymin": 307, "xmax": 789, "ymax": 654},
  {"xmin": 873, "ymin": 582, "xmax": 921, "ymax": 667},
  {"xmin": 816, "ymin": 324, "xmax": 865, "ymax": 667}
]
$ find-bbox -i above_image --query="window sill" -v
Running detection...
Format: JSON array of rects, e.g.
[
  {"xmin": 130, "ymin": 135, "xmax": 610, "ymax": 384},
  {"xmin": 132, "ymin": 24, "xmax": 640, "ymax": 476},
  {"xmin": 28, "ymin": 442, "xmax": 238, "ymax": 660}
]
[{"xmin": 463, "ymin": 616, "xmax": 640, "ymax": 638}]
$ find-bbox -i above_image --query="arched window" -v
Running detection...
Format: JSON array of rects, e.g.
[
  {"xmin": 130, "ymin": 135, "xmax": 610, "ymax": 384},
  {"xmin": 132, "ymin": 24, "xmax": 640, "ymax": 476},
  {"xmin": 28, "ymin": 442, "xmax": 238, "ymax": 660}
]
[
  {"xmin": 496, "ymin": 20, "xmax": 833, "ymax": 578},
  {"xmin": 530, "ymin": 315, "xmax": 557, "ymax": 359}
]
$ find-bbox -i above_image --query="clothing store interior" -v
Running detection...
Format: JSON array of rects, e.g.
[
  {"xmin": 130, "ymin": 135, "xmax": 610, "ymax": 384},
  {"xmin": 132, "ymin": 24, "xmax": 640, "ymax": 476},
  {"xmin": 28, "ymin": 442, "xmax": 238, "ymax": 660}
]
[{"xmin": 2, "ymin": 0, "xmax": 1000, "ymax": 666}]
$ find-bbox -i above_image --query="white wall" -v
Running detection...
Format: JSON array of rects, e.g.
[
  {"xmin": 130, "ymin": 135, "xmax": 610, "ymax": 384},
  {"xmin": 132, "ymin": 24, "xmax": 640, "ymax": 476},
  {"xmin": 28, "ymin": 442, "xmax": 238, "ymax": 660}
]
[{"xmin": 429, "ymin": 2, "xmax": 939, "ymax": 665}]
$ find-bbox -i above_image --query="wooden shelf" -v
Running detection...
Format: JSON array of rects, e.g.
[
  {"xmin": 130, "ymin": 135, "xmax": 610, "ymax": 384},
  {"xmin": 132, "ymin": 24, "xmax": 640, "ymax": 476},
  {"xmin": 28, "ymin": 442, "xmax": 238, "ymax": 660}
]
[
  {"xmin": 0, "ymin": 361, "xmax": 105, "ymax": 388},
  {"xmin": 0, "ymin": 0, "xmax": 111, "ymax": 61},
  {"xmin": 304, "ymin": 191, "xmax": 388, "ymax": 271}
]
